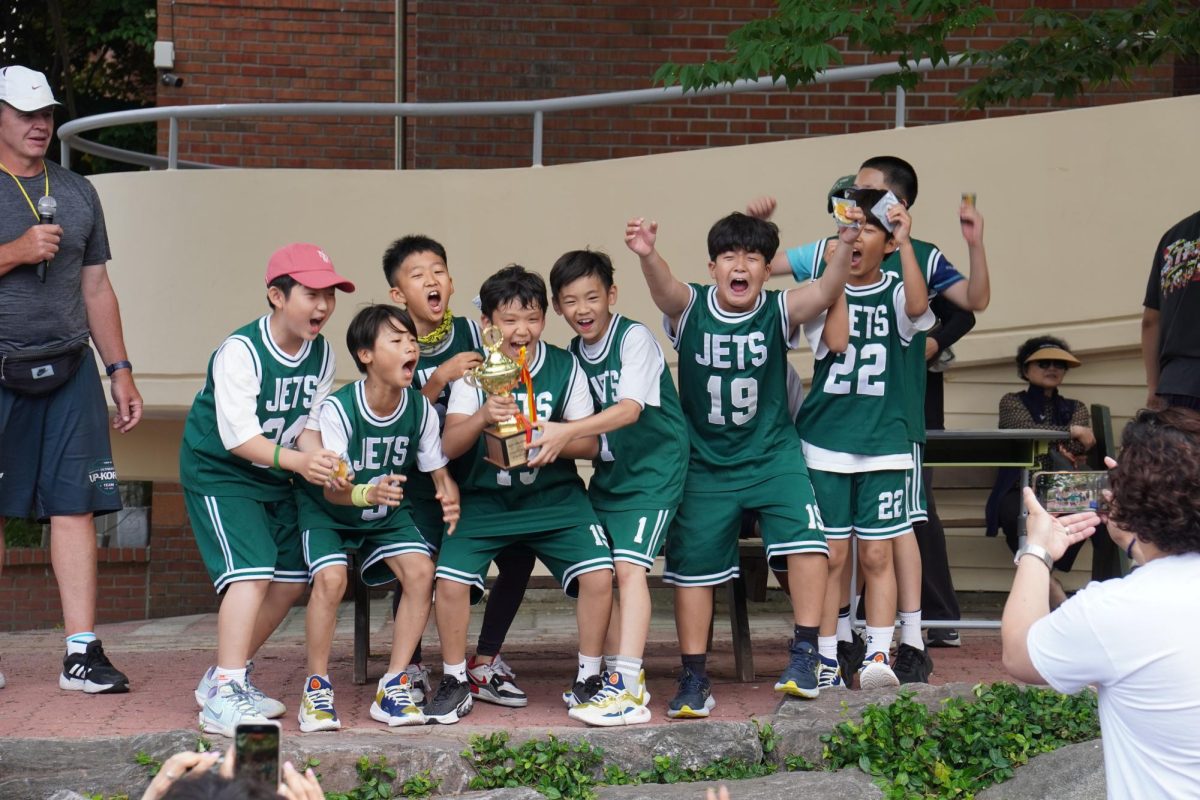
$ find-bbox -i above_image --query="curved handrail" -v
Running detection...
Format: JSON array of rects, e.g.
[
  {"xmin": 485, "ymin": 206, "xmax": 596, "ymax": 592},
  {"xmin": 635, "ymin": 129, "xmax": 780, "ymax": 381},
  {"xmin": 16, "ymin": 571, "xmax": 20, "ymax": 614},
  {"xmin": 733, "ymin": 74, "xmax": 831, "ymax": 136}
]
[{"xmin": 59, "ymin": 57, "xmax": 955, "ymax": 169}]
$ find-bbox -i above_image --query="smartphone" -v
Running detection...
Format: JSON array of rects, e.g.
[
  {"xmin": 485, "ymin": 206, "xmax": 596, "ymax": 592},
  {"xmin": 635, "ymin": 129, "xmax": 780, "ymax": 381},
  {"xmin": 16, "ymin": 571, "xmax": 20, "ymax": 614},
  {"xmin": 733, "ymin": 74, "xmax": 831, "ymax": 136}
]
[
  {"xmin": 1033, "ymin": 471, "xmax": 1109, "ymax": 514},
  {"xmin": 234, "ymin": 721, "xmax": 281, "ymax": 787}
]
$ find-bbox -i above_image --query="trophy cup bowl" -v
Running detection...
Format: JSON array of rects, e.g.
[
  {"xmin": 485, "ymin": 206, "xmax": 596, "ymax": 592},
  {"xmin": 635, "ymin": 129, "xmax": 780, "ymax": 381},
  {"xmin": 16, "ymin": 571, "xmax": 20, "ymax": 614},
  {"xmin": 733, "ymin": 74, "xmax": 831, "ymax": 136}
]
[{"xmin": 463, "ymin": 326, "xmax": 528, "ymax": 469}]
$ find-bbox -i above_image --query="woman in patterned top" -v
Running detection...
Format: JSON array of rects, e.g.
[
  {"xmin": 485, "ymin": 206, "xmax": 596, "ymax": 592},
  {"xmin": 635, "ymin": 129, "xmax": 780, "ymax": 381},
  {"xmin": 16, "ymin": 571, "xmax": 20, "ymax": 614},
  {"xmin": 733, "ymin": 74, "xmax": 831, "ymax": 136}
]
[{"xmin": 987, "ymin": 337, "xmax": 1096, "ymax": 605}]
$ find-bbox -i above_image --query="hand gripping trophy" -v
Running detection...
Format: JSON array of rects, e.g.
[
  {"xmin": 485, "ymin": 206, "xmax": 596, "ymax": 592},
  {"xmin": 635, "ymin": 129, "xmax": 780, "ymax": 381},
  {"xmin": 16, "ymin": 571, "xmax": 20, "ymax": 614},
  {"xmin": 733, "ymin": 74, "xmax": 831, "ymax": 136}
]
[{"xmin": 464, "ymin": 326, "xmax": 535, "ymax": 469}]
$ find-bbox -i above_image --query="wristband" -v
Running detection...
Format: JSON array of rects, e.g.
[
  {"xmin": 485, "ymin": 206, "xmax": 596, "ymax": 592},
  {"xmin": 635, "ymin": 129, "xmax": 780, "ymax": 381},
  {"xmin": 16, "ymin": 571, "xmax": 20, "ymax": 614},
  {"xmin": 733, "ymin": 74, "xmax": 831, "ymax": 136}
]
[
  {"xmin": 272, "ymin": 445, "xmax": 282, "ymax": 470},
  {"xmin": 105, "ymin": 360, "xmax": 132, "ymax": 377},
  {"xmin": 1014, "ymin": 542, "xmax": 1054, "ymax": 570},
  {"xmin": 351, "ymin": 483, "xmax": 373, "ymax": 508}
]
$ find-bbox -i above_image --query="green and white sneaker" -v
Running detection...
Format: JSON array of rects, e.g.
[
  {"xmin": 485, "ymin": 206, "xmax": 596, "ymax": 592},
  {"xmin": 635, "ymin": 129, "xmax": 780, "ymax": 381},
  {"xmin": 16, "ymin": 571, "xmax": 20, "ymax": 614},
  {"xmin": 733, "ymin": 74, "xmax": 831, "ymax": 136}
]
[
  {"xmin": 199, "ymin": 681, "xmax": 269, "ymax": 738},
  {"xmin": 298, "ymin": 675, "xmax": 341, "ymax": 733},
  {"xmin": 370, "ymin": 673, "xmax": 425, "ymax": 727}
]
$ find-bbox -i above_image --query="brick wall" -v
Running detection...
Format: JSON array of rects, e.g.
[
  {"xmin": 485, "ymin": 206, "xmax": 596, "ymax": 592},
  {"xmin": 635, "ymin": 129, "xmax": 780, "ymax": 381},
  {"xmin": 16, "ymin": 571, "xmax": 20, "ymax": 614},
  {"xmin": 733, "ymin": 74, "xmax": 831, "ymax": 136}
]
[
  {"xmin": 147, "ymin": 482, "xmax": 220, "ymax": 619},
  {"xmin": 0, "ymin": 548, "xmax": 150, "ymax": 633},
  {"xmin": 156, "ymin": 0, "xmax": 1181, "ymax": 170}
]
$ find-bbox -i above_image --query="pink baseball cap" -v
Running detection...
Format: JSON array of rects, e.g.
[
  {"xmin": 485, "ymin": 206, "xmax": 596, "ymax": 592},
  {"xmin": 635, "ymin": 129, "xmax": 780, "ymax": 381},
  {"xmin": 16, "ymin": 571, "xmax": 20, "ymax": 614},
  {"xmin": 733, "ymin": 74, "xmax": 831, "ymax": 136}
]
[{"xmin": 265, "ymin": 243, "xmax": 355, "ymax": 292}]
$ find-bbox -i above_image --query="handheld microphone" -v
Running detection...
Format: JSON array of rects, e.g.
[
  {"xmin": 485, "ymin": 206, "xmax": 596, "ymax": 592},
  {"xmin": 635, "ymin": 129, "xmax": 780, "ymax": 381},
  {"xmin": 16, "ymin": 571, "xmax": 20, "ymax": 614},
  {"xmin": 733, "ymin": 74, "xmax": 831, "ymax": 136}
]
[{"xmin": 36, "ymin": 195, "xmax": 57, "ymax": 283}]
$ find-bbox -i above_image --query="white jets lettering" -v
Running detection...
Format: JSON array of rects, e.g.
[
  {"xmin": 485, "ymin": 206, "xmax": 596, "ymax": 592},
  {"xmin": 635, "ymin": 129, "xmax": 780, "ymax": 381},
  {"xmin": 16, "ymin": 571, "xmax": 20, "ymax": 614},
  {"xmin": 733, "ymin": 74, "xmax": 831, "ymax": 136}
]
[
  {"xmin": 588, "ymin": 370, "xmax": 621, "ymax": 403},
  {"xmin": 353, "ymin": 436, "xmax": 410, "ymax": 472},
  {"xmin": 848, "ymin": 304, "xmax": 890, "ymax": 338},
  {"xmin": 513, "ymin": 390, "xmax": 554, "ymax": 421},
  {"xmin": 694, "ymin": 332, "xmax": 768, "ymax": 369},
  {"xmin": 265, "ymin": 375, "xmax": 320, "ymax": 412}
]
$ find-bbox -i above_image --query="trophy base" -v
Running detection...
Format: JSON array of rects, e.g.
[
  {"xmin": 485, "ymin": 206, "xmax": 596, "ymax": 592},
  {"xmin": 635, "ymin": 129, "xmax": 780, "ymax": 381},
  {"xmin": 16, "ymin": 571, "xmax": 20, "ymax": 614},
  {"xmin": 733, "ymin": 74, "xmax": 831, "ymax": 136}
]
[{"xmin": 483, "ymin": 426, "xmax": 528, "ymax": 469}]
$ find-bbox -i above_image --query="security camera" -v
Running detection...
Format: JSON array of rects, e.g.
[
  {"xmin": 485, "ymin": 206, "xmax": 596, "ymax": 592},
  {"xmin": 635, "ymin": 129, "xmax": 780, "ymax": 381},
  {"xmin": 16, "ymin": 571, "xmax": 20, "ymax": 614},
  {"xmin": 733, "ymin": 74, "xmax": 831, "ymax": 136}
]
[{"xmin": 161, "ymin": 72, "xmax": 184, "ymax": 88}]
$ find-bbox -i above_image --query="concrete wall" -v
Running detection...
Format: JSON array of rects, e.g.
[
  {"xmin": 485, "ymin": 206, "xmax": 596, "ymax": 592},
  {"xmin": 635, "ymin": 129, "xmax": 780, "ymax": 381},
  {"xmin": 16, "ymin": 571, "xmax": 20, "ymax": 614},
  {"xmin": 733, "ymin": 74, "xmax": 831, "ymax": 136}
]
[{"xmin": 99, "ymin": 94, "xmax": 1195, "ymax": 479}]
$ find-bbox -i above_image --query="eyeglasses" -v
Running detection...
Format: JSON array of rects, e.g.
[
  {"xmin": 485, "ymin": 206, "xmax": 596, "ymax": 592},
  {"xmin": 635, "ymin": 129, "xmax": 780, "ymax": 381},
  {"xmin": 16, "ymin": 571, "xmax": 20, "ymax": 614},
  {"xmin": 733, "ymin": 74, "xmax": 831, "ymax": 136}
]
[{"xmin": 1033, "ymin": 360, "xmax": 1069, "ymax": 370}]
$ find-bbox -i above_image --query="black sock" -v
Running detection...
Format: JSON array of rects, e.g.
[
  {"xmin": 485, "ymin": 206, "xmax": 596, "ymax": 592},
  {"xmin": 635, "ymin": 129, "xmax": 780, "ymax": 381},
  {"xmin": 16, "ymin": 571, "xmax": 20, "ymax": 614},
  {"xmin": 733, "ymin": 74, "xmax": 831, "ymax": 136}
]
[
  {"xmin": 681, "ymin": 653, "xmax": 707, "ymax": 679},
  {"xmin": 793, "ymin": 624, "xmax": 819, "ymax": 648},
  {"xmin": 838, "ymin": 603, "xmax": 851, "ymax": 617}
]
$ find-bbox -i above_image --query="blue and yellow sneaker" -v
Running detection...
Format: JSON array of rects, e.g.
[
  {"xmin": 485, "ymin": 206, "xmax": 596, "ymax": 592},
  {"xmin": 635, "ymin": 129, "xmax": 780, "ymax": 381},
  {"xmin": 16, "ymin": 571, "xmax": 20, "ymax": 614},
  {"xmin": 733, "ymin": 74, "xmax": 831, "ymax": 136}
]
[
  {"xmin": 297, "ymin": 674, "xmax": 340, "ymax": 733},
  {"xmin": 666, "ymin": 667, "xmax": 715, "ymax": 719},
  {"xmin": 817, "ymin": 655, "xmax": 845, "ymax": 689},
  {"xmin": 568, "ymin": 672, "xmax": 651, "ymax": 727},
  {"xmin": 370, "ymin": 672, "xmax": 425, "ymax": 727},
  {"xmin": 774, "ymin": 639, "xmax": 820, "ymax": 698},
  {"xmin": 858, "ymin": 651, "xmax": 900, "ymax": 690}
]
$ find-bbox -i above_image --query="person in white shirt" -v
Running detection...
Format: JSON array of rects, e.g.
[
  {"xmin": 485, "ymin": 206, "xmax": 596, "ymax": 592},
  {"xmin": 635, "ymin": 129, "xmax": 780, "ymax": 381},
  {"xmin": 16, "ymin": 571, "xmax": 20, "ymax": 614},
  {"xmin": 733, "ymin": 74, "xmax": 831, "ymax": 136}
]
[{"xmin": 1002, "ymin": 406, "xmax": 1200, "ymax": 800}]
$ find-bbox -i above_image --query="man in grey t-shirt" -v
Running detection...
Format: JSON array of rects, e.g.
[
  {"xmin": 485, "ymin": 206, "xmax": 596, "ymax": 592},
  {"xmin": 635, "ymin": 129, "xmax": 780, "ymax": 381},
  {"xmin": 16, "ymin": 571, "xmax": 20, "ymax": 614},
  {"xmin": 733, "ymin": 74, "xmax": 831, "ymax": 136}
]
[{"xmin": 0, "ymin": 65, "xmax": 143, "ymax": 694}]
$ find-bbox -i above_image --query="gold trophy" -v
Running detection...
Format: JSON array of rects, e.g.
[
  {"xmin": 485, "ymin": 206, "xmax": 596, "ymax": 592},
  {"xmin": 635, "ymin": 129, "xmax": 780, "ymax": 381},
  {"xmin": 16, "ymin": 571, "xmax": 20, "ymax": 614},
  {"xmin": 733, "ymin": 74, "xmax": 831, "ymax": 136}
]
[{"xmin": 464, "ymin": 326, "xmax": 529, "ymax": 469}]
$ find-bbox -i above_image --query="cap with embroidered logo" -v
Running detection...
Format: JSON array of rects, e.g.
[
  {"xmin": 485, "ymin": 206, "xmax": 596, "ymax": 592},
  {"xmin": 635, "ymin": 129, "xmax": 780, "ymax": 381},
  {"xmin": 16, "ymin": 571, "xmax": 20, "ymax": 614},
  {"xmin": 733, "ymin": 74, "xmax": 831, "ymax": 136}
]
[
  {"xmin": 0, "ymin": 66, "xmax": 61, "ymax": 113},
  {"xmin": 265, "ymin": 243, "xmax": 356, "ymax": 292}
]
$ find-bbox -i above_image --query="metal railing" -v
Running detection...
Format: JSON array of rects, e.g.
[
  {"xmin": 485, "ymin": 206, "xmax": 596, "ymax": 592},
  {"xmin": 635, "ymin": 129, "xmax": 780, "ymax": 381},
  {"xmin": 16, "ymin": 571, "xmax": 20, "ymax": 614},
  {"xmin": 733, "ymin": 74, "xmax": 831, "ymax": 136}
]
[{"xmin": 58, "ymin": 58, "xmax": 957, "ymax": 170}]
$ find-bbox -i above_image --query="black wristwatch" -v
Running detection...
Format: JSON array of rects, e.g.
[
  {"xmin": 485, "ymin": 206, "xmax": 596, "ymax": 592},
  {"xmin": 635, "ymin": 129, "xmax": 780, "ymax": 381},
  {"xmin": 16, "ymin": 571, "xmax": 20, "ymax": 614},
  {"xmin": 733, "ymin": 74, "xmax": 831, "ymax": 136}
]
[{"xmin": 105, "ymin": 360, "xmax": 133, "ymax": 377}]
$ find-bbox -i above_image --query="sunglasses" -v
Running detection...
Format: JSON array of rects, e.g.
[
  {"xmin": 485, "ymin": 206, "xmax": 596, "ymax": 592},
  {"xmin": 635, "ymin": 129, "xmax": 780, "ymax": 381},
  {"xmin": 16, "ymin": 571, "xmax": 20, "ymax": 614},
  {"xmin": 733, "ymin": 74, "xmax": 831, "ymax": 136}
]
[{"xmin": 1032, "ymin": 360, "xmax": 1069, "ymax": 370}]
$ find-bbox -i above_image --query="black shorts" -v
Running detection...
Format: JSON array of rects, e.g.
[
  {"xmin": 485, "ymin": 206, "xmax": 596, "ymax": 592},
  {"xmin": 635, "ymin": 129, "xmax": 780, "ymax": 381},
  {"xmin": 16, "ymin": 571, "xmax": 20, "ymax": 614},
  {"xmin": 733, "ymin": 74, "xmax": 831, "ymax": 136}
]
[{"xmin": 0, "ymin": 354, "xmax": 122, "ymax": 522}]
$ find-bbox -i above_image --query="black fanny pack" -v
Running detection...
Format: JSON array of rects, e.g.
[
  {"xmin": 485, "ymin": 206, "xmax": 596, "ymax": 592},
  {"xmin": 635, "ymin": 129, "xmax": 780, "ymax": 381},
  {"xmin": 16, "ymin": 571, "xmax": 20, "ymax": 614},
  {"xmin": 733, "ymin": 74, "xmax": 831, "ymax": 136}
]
[{"xmin": 0, "ymin": 344, "xmax": 90, "ymax": 396}]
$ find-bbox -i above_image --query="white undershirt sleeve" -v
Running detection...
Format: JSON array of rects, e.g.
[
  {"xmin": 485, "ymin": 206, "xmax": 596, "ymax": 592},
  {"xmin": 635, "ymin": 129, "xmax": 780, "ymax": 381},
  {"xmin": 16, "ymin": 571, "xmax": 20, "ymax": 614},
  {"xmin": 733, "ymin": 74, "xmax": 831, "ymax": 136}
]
[
  {"xmin": 562, "ymin": 357, "xmax": 596, "ymax": 421},
  {"xmin": 614, "ymin": 325, "xmax": 663, "ymax": 408},
  {"xmin": 415, "ymin": 397, "xmax": 450, "ymax": 472},
  {"xmin": 213, "ymin": 339, "xmax": 268, "ymax": 451},
  {"xmin": 305, "ymin": 342, "xmax": 337, "ymax": 430},
  {"xmin": 445, "ymin": 377, "xmax": 482, "ymax": 417}
]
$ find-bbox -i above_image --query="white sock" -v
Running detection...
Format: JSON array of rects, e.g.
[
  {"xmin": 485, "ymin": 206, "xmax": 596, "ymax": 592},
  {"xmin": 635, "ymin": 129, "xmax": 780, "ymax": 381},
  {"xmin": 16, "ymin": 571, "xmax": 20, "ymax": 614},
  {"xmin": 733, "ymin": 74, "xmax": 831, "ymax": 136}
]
[
  {"xmin": 614, "ymin": 655, "xmax": 643, "ymax": 691},
  {"xmin": 604, "ymin": 653, "xmax": 619, "ymax": 674},
  {"xmin": 380, "ymin": 671, "xmax": 401, "ymax": 686},
  {"xmin": 444, "ymin": 660, "xmax": 467, "ymax": 682},
  {"xmin": 836, "ymin": 610, "xmax": 852, "ymax": 643},
  {"xmin": 65, "ymin": 632, "xmax": 97, "ymax": 654},
  {"xmin": 214, "ymin": 666, "xmax": 247, "ymax": 686},
  {"xmin": 899, "ymin": 610, "xmax": 924, "ymax": 650},
  {"xmin": 576, "ymin": 653, "xmax": 603, "ymax": 683},
  {"xmin": 818, "ymin": 636, "xmax": 838, "ymax": 662},
  {"xmin": 865, "ymin": 626, "xmax": 894, "ymax": 658}
]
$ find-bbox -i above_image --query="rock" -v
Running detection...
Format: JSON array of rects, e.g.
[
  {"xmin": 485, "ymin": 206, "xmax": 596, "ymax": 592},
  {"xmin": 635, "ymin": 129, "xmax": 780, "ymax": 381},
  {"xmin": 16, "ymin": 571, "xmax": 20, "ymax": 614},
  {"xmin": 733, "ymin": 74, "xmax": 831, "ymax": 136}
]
[
  {"xmin": 768, "ymin": 682, "xmax": 978, "ymax": 767},
  {"xmin": 44, "ymin": 793, "xmax": 90, "ymax": 800},
  {"xmin": 596, "ymin": 769, "xmax": 882, "ymax": 799},
  {"xmin": 456, "ymin": 788, "xmax": 545, "ymax": 800},
  {"xmin": 580, "ymin": 720, "xmax": 762, "ymax": 773},
  {"xmin": 977, "ymin": 740, "xmax": 1105, "ymax": 800}
]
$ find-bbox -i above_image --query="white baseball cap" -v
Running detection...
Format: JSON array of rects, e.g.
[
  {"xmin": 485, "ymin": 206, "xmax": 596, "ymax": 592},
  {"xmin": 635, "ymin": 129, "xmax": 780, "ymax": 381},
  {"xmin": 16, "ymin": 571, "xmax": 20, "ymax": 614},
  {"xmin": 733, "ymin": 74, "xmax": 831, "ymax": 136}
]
[{"xmin": 0, "ymin": 65, "xmax": 60, "ymax": 112}]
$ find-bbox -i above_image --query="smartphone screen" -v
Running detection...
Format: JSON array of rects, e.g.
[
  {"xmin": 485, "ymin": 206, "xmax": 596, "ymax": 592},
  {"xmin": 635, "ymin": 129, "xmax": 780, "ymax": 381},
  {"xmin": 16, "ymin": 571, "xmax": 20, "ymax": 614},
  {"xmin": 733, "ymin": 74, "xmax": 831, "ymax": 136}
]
[
  {"xmin": 1033, "ymin": 471, "xmax": 1109, "ymax": 514},
  {"xmin": 235, "ymin": 721, "xmax": 280, "ymax": 787}
]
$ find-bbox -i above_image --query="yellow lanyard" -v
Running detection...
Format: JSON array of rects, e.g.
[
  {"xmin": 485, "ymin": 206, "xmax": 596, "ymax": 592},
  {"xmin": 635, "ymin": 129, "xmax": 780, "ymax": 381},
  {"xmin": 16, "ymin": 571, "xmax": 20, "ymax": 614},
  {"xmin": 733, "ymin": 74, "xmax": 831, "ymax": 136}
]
[{"xmin": 0, "ymin": 160, "xmax": 49, "ymax": 220}]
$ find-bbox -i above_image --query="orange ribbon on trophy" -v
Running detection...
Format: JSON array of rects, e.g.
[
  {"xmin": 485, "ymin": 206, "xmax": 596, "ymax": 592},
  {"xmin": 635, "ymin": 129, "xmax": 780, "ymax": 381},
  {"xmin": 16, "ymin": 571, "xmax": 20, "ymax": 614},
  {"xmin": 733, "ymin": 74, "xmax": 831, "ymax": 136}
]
[{"xmin": 517, "ymin": 346, "xmax": 538, "ymax": 444}]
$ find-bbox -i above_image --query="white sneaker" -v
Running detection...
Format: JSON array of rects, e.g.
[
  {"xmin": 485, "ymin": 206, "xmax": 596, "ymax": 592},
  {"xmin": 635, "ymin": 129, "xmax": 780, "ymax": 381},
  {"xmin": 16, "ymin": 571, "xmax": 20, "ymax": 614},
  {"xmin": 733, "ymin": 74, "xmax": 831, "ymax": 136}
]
[
  {"xmin": 199, "ymin": 681, "xmax": 270, "ymax": 738},
  {"xmin": 0, "ymin": 669, "xmax": 6, "ymax": 689},
  {"xmin": 297, "ymin": 675, "xmax": 341, "ymax": 733},
  {"xmin": 404, "ymin": 663, "xmax": 431, "ymax": 706},
  {"xmin": 370, "ymin": 673, "xmax": 425, "ymax": 727},
  {"xmin": 857, "ymin": 652, "xmax": 900, "ymax": 690},
  {"xmin": 195, "ymin": 664, "xmax": 285, "ymax": 719},
  {"xmin": 468, "ymin": 657, "xmax": 528, "ymax": 707},
  {"xmin": 568, "ymin": 673, "xmax": 650, "ymax": 727}
]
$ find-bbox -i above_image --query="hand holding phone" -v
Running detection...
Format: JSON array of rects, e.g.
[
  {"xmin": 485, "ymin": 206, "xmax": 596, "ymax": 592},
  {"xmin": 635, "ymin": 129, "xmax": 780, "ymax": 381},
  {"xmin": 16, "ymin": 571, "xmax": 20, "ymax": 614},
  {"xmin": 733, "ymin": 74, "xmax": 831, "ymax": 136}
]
[
  {"xmin": 1034, "ymin": 471, "xmax": 1110, "ymax": 514},
  {"xmin": 234, "ymin": 721, "xmax": 281, "ymax": 788}
]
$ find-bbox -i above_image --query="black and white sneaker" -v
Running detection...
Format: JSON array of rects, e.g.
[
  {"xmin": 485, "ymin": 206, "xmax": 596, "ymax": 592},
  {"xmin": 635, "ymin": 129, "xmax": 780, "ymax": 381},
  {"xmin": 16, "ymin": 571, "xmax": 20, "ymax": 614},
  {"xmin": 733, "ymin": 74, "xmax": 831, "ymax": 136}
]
[
  {"xmin": 60, "ymin": 639, "xmax": 130, "ymax": 694},
  {"xmin": 562, "ymin": 674, "xmax": 605, "ymax": 708},
  {"xmin": 424, "ymin": 675, "xmax": 473, "ymax": 725},
  {"xmin": 468, "ymin": 657, "xmax": 528, "ymax": 707}
]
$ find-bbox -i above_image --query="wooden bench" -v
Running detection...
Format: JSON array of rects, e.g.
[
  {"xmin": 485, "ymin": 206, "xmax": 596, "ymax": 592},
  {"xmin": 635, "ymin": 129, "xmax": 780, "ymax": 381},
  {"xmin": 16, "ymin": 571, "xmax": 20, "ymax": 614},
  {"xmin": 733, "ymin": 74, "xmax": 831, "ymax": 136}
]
[{"xmin": 351, "ymin": 517, "xmax": 765, "ymax": 684}]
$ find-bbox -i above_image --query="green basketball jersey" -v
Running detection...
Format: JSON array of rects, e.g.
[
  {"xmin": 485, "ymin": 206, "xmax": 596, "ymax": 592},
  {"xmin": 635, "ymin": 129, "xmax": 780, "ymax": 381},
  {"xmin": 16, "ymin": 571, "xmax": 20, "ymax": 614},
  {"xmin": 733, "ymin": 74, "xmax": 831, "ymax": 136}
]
[
  {"xmin": 796, "ymin": 272, "xmax": 923, "ymax": 457},
  {"xmin": 409, "ymin": 316, "xmax": 482, "ymax": 505},
  {"xmin": 180, "ymin": 316, "xmax": 333, "ymax": 500},
  {"xmin": 450, "ymin": 342, "xmax": 596, "ymax": 535},
  {"xmin": 569, "ymin": 314, "xmax": 688, "ymax": 511},
  {"xmin": 882, "ymin": 240, "xmax": 940, "ymax": 444},
  {"xmin": 296, "ymin": 381, "xmax": 437, "ymax": 531},
  {"xmin": 672, "ymin": 283, "xmax": 808, "ymax": 489}
]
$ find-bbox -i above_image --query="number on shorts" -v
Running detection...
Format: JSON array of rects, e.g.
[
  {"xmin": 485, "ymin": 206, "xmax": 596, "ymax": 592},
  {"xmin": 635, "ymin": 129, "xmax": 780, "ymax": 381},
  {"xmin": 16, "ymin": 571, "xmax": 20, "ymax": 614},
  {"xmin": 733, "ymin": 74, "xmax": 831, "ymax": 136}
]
[
  {"xmin": 705, "ymin": 375, "xmax": 759, "ymax": 426},
  {"xmin": 590, "ymin": 524, "xmax": 608, "ymax": 548},
  {"xmin": 877, "ymin": 490, "xmax": 904, "ymax": 521},
  {"xmin": 633, "ymin": 516, "xmax": 647, "ymax": 545},
  {"xmin": 804, "ymin": 503, "xmax": 824, "ymax": 530}
]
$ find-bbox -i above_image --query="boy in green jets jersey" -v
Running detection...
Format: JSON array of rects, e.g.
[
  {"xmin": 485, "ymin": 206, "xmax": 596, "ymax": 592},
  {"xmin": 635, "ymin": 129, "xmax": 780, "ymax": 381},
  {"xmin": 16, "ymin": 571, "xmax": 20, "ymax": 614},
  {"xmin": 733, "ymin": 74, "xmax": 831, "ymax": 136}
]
[
  {"xmin": 795, "ymin": 190, "xmax": 934, "ymax": 690},
  {"xmin": 383, "ymin": 235, "xmax": 535, "ymax": 708},
  {"xmin": 428, "ymin": 264, "xmax": 614, "ymax": 725},
  {"xmin": 536, "ymin": 249, "xmax": 689, "ymax": 727},
  {"xmin": 181, "ymin": 243, "xmax": 352, "ymax": 737},
  {"xmin": 296, "ymin": 305, "xmax": 460, "ymax": 732},
  {"xmin": 631, "ymin": 211, "xmax": 855, "ymax": 718}
]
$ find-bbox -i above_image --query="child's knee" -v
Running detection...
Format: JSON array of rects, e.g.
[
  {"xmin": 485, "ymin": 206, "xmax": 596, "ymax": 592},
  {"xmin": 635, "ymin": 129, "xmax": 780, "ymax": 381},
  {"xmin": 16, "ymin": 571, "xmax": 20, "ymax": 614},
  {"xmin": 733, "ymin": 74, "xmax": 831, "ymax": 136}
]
[
  {"xmin": 857, "ymin": 540, "xmax": 893, "ymax": 575},
  {"xmin": 391, "ymin": 555, "xmax": 434, "ymax": 589},
  {"xmin": 576, "ymin": 569, "xmax": 614, "ymax": 596},
  {"xmin": 826, "ymin": 540, "xmax": 850, "ymax": 571},
  {"xmin": 312, "ymin": 567, "xmax": 348, "ymax": 598},
  {"xmin": 436, "ymin": 577, "xmax": 470, "ymax": 603},
  {"xmin": 614, "ymin": 562, "xmax": 646, "ymax": 589}
]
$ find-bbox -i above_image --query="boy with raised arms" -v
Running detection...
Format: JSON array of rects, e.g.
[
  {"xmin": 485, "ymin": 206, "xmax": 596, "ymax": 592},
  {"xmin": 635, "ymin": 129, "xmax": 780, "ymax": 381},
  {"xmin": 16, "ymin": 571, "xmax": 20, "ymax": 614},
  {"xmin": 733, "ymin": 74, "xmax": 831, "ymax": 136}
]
[
  {"xmin": 749, "ymin": 155, "xmax": 990, "ymax": 682},
  {"xmin": 629, "ymin": 211, "xmax": 856, "ymax": 717},
  {"xmin": 296, "ymin": 304, "xmax": 460, "ymax": 731},
  {"xmin": 383, "ymin": 236, "xmax": 535, "ymax": 708},
  {"xmin": 181, "ymin": 243, "xmax": 352, "ymax": 737},
  {"xmin": 538, "ymin": 249, "xmax": 690, "ymax": 726},
  {"xmin": 795, "ymin": 190, "xmax": 934, "ymax": 689},
  {"xmin": 425, "ymin": 264, "xmax": 614, "ymax": 725}
]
